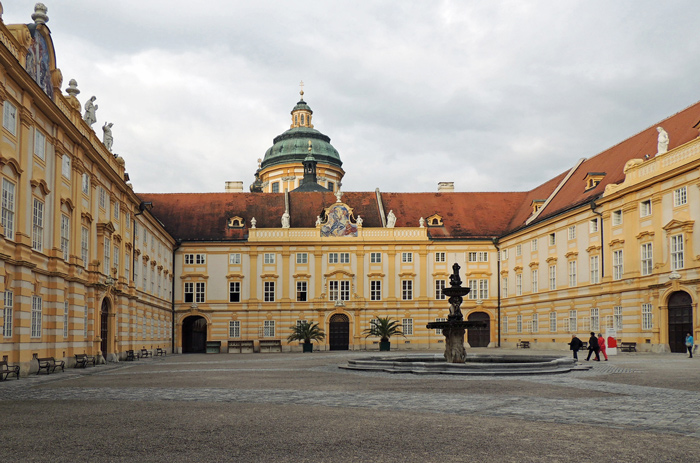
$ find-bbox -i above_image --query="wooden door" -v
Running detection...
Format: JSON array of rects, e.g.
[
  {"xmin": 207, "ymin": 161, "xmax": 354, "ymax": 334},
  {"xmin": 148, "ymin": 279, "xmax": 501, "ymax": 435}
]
[
  {"xmin": 668, "ymin": 292, "xmax": 692, "ymax": 353},
  {"xmin": 467, "ymin": 311, "xmax": 490, "ymax": 347},
  {"xmin": 329, "ymin": 313, "xmax": 349, "ymax": 351}
]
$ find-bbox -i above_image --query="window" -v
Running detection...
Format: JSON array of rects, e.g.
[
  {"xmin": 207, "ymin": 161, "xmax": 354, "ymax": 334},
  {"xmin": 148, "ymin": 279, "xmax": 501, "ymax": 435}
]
[
  {"xmin": 569, "ymin": 310, "xmax": 577, "ymax": 332},
  {"xmin": 370, "ymin": 252, "xmax": 382, "ymax": 263},
  {"xmin": 263, "ymin": 320, "xmax": 275, "ymax": 337},
  {"xmin": 34, "ymin": 130, "xmax": 46, "ymax": 160},
  {"xmin": 590, "ymin": 255, "xmax": 600, "ymax": 283},
  {"xmin": 63, "ymin": 300, "xmax": 69, "ymax": 338},
  {"xmin": 515, "ymin": 244, "xmax": 522, "ymax": 256},
  {"xmin": 296, "ymin": 281, "xmax": 307, "ymax": 302},
  {"xmin": 340, "ymin": 253, "xmax": 350, "ymax": 263},
  {"xmin": 83, "ymin": 305, "xmax": 88, "ymax": 337},
  {"xmin": 80, "ymin": 173, "xmax": 90, "ymax": 195},
  {"xmin": 642, "ymin": 303, "xmax": 653, "ymax": 330},
  {"xmin": 670, "ymin": 235, "xmax": 684, "ymax": 270},
  {"xmin": 194, "ymin": 282, "xmax": 205, "ymax": 303},
  {"xmin": 549, "ymin": 265, "xmax": 556, "ymax": 290},
  {"xmin": 3, "ymin": 100, "xmax": 17, "ymax": 135},
  {"xmin": 568, "ymin": 261, "xmax": 577, "ymax": 286},
  {"xmin": 612, "ymin": 210, "xmax": 622, "ymax": 226},
  {"xmin": 1, "ymin": 178, "xmax": 15, "ymax": 239},
  {"xmin": 113, "ymin": 246, "xmax": 119, "ymax": 274},
  {"xmin": 229, "ymin": 281, "xmax": 241, "ymax": 302},
  {"xmin": 640, "ymin": 243, "xmax": 652, "ymax": 276},
  {"xmin": 125, "ymin": 212, "xmax": 130, "ymax": 229},
  {"xmin": 113, "ymin": 201, "xmax": 119, "ymax": 220},
  {"xmin": 3, "ymin": 291, "xmax": 12, "ymax": 337},
  {"xmin": 502, "ymin": 315, "xmax": 508, "ymax": 333},
  {"xmin": 673, "ymin": 186, "xmax": 687, "ymax": 206},
  {"xmin": 435, "ymin": 252, "xmax": 446, "ymax": 262},
  {"xmin": 32, "ymin": 198, "xmax": 44, "ymax": 251},
  {"xmin": 296, "ymin": 253, "xmax": 308, "ymax": 264},
  {"xmin": 229, "ymin": 320, "xmax": 240, "ymax": 338},
  {"xmin": 590, "ymin": 218, "xmax": 599, "ymax": 233},
  {"xmin": 501, "ymin": 249, "xmax": 509, "ymax": 261},
  {"xmin": 501, "ymin": 277, "xmax": 508, "ymax": 298},
  {"xmin": 478, "ymin": 279, "xmax": 489, "ymax": 299},
  {"xmin": 531, "ymin": 270, "xmax": 538, "ymax": 293},
  {"xmin": 468, "ymin": 279, "xmax": 478, "ymax": 299},
  {"xmin": 103, "ymin": 237, "xmax": 111, "ymax": 274},
  {"xmin": 531, "ymin": 239, "xmax": 538, "ymax": 251},
  {"xmin": 568, "ymin": 225, "xmax": 576, "ymax": 240},
  {"xmin": 402, "ymin": 318, "xmax": 413, "ymax": 336},
  {"xmin": 549, "ymin": 312, "xmax": 557, "ymax": 332},
  {"xmin": 124, "ymin": 252, "xmax": 130, "ymax": 280},
  {"xmin": 468, "ymin": 279, "xmax": 488, "ymax": 299},
  {"xmin": 549, "ymin": 233, "xmax": 556, "ymax": 246},
  {"xmin": 264, "ymin": 281, "xmax": 275, "ymax": 302},
  {"xmin": 329, "ymin": 281, "xmax": 350, "ymax": 301},
  {"xmin": 532, "ymin": 313, "xmax": 538, "ymax": 333},
  {"xmin": 590, "ymin": 308, "xmax": 599, "ymax": 332},
  {"xmin": 468, "ymin": 252, "xmax": 488, "ymax": 262},
  {"xmin": 640, "ymin": 200, "xmax": 652, "ymax": 217},
  {"xmin": 401, "ymin": 252, "xmax": 413, "ymax": 263},
  {"xmin": 613, "ymin": 306, "xmax": 623, "ymax": 332},
  {"xmin": 612, "ymin": 250, "xmax": 623, "ymax": 280},
  {"xmin": 142, "ymin": 262, "xmax": 147, "ymax": 290},
  {"xmin": 271, "ymin": 182, "xmax": 279, "ymax": 193},
  {"xmin": 60, "ymin": 214, "xmax": 70, "ymax": 261},
  {"xmin": 31, "ymin": 296, "xmax": 42, "ymax": 338},
  {"xmin": 264, "ymin": 253, "xmax": 275, "ymax": 264},
  {"xmin": 435, "ymin": 280, "xmax": 446, "ymax": 299},
  {"xmin": 370, "ymin": 280, "xmax": 381, "ymax": 301},
  {"xmin": 402, "ymin": 280, "xmax": 413, "ymax": 300},
  {"xmin": 517, "ymin": 315, "xmax": 522, "ymax": 333},
  {"xmin": 61, "ymin": 154, "xmax": 71, "ymax": 179},
  {"xmin": 229, "ymin": 253, "xmax": 241, "ymax": 264},
  {"xmin": 515, "ymin": 273, "xmax": 522, "ymax": 296},
  {"xmin": 81, "ymin": 227, "xmax": 89, "ymax": 267},
  {"xmin": 99, "ymin": 187, "xmax": 106, "ymax": 209},
  {"xmin": 185, "ymin": 254, "xmax": 206, "ymax": 264},
  {"xmin": 327, "ymin": 181, "xmax": 334, "ymax": 191},
  {"xmin": 184, "ymin": 282, "xmax": 194, "ymax": 303}
]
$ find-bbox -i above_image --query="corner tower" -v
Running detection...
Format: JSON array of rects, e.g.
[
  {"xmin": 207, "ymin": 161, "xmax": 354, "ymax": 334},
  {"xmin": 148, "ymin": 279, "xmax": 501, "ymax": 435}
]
[{"xmin": 256, "ymin": 87, "xmax": 344, "ymax": 193}]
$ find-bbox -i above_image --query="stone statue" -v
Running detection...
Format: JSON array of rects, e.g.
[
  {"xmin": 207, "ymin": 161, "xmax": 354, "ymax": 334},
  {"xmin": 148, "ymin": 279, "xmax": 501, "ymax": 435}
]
[
  {"xmin": 386, "ymin": 210, "xmax": 396, "ymax": 228},
  {"xmin": 281, "ymin": 210, "xmax": 290, "ymax": 228},
  {"xmin": 315, "ymin": 215, "xmax": 321, "ymax": 227},
  {"xmin": 449, "ymin": 262, "xmax": 462, "ymax": 287},
  {"xmin": 356, "ymin": 215, "xmax": 363, "ymax": 227},
  {"xmin": 335, "ymin": 189, "xmax": 343, "ymax": 203},
  {"xmin": 102, "ymin": 122, "xmax": 114, "ymax": 151},
  {"xmin": 657, "ymin": 127, "xmax": 669, "ymax": 154},
  {"xmin": 250, "ymin": 217, "xmax": 256, "ymax": 228},
  {"xmin": 83, "ymin": 96, "xmax": 97, "ymax": 126},
  {"xmin": 419, "ymin": 217, "xmax": 425, "ymax": 228}
]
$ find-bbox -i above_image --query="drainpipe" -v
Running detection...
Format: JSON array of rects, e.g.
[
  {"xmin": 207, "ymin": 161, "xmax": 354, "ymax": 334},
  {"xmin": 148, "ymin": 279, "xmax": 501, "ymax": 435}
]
[
  {"xmin": 493, "ymin": 237, "xmax": 501, "ymax": 348},
  {"xmin": 591, "ymin": 201, "xmax": 604, "ymax": 278}
]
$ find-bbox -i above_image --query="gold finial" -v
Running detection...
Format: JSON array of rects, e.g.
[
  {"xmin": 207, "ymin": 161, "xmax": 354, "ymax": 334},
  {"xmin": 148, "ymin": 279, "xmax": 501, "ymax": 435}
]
[
  {"xmin": 299, "ymin": 80, "xmax": 304, "ymax": 99},
  {"xmin": 308, "ymin": 140, "xmax": 312, "ymax": 152}
]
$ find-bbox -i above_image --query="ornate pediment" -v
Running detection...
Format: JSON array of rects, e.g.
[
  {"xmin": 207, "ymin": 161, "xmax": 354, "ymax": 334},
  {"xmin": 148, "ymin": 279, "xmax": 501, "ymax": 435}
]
[{"xmin": 320, "ymin": 203, "xmax": 358, "ymax": 237}]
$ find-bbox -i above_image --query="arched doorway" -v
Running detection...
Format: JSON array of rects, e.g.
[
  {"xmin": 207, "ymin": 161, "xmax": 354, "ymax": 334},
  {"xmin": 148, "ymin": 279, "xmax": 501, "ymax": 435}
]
[
  {"xmin": 182, "ymin": 316, "xmax": 207, "ymax": 353},
  {"xmin": 100, "ymin": 298, "xmax": 110, "ymax": 356},
  {"xmin": 329, "ymin": 313, "xmax": 349, "ymax": 351},
  {"xmin": 668, "ymin": 291, "xmax": 693, "ymax": 353},
  {"xmin": 467, "ymin": 311, "xmax": 490, "ymax": 347}
]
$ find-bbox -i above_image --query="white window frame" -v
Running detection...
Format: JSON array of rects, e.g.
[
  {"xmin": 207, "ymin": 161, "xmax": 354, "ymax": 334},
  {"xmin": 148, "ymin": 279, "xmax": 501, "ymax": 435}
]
[
  {"xmin": 502, "ymin": 315, "xmax": 508, "ymax": 333},
  {"xmin": 229, "ymin": 320, "xmax": 240, "ymax": 338},
  {"xmin": 401, "ymin": 252, "xmax": 413, "ymax": 263},
  {"xmin": 81, "ymin": 173, "xmax": 90, "ymax": 195},
  {"xmin": 34, "ymin": 129, "xmax": 46, "ymax": 160},
  {"xmin": 263, "ymin": 320, "xmax": 275, "ymax": 337},
  {"xmin": 1, "ymin": 178, "xmax": 16, "ymax": 240},
  {"xmin": 264, "ymin": 253, "xmax": 275, "ymax": 265},
  {"xmin": 590, "ymin": 218, "xmax": 599, "ymax": 233},
  {"xmin": 229, "ymin": 253, "xmax": 241, "ymax": 265},
  {"xmin": 640, "ymin": 243, "xmax": 653, "ymax": 276},
  {"xmin": 590, "ymin": 255, "xmax": 600, "ymax": 284},
  {"xmin": 612, "ymin": 210, "xmax": 623, "ymax": 226},
  {"xmin": 517, "ymin": 314, "xmax": 522, "ymax": 333},
  {"xmin": 515, "ymin": 273, "xmax": 522, "ymax": 296},
  {"xmin": 590, "ymin": 308, "xmax": 599, "ymax": 332},
  {"xmin": 103, "ymin": 237, "xmax": 111, "ymax": 274},
  {"xmin": 296, "ymin": 280, "xmax": 307, "ymax": 302},
  {"xmin": 673, "ymin": 186, "xmax": 687, "ymax": 207},
  {"xmin": 61, "ymin": 154, "xmax": 71, "ymax": 180},
  {"xmin": 435, "ymin": 279, "xmax": 446, "ymax": 300},
  {"xmin": 435, "ymin": 252, "xmax": 446, "ymax": 262},
  {"xmin": 3, "ymin": 100, "xmax": 17, "ymax": 135},
  {"xmin": 296, "ymin": 253, "xmax": 308, "ymax": 264},
  {"xmin": 613, "ymin": 306, "xmax": 623, "ymax": 332},
  {"xmin": 402, "ymin": 318, "xmax": 413, "ymax": 336},
  {"xmin": 640, "ymin": 200, "xmax": 652, "ymax": 217},
  {"xmin": 515, "ymin": 244, "xmax": 522, "ymax": 256},
  {"xmin": 548, "ymin": 233, "xmax": 556, "ymax": 246},
  {"xmin": 531, "ymin": 239, "xmax": 538, "ymax": 251},
  {"xmin": 502, "ymin": 277, "xmax": 508, "ymax": 298},
  {"xmin": 568, "ymin": 261, "xmax": 577, "ymax": 286},
  {"xmin": 532, "ymin": 313, "xmax": 538, "ymax": 333},
  {"xmin": 569, "ymin": 310, "xmax": 577, "ymax": 332},
  {"xmin": 612, "ymin": 250, "xmax": 623, "ymax": 280},
  {"xmin": 641, "ymin": 303, "xmax": 653, "ymax": 330},
  {"xmin": 328, "ymin": 253, "xmax": 338, "ymax": 264},
  {"xmin": 60, "ymin": 214, "xmax": 70, "ymax": 261},
  {"xmin": 531, "ymin": 269, "xmax": 538, "ymax": 293},
  {"xmin": 31, "ymin": 296, "xmax": 42, "ymax": 338},
  {"xmin": 184, "ymin": 282, "xmax": 194, "ymax": 303},
  {"xmin": 81, "ymin": 226, "xmax": 89, "ymax": 267},
  {"xmin": 568, "ymin": 225, "xmax": 576, "ymax": 240},
  {"xmin": 548, "ymin": 265, "xmax": 556, "ymax": 290},
  {"xmin": 229, "ymin": 281, "xmax": 241, "ymax": 303},
  {"xmin": 402, "ymin": 280, "xmax": 413, "ymax": 300},
  {"xmin": 264, "ymin": 281, "xmax": 275, "ymax": 302},
  {"xmin": 670, "ymin": 234, "xmax": 684, "ymax": 270},
  {"xmin": 32, "ymin": 198, "xmax": 44, "ymax": 251},
  {"xmin": 370, "ymin": 252, "xmax": 382, "ymax": 263},
  {"xmin": 3, "ymin": 291, "xmax": 13, "ymax": 337},
  {"xmin": 370, "ymin": 280, "xmax": 381, "ymax": 301},
  {"xmin": 99, "ymin": 187, "xmax": 106, "ymax": 209},
  {"xmin": 63, "ymin": 300, "xmax": 69, "ymax": 338},
  {"xmin": 549, "ymin": 312, "xmax": 557, "ymax": 332}
]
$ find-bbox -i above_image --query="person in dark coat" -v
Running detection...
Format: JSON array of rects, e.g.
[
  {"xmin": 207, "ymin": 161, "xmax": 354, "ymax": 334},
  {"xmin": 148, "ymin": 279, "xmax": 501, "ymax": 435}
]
[
  {"xmin": 586, "ymin": 331, "xmax": 600, "ymax": 361},
  {"xmin": 569, "ymin": 334, "xmax": 583, "ymax": 361}
]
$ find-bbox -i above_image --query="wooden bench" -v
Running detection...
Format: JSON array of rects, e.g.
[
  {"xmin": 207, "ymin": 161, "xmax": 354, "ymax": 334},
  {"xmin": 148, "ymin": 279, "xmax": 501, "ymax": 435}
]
[
  {"xmin": 259, "ymin": 339, "xmax": 282, "ymax": 353},
  {"xmin": 74, "ymin": 353, "xmax": 96, "ymax": 368},
  {"xmin": 140, "ymin": 349, "xmax": 152, "ymax": 358},
  {"xmin": 516, "ymin": 341, "xmax": 531, "ymax": 349},
  {"xmin": 155, "ymin": 348, "xmax": 166, "ymax": 356},
  {"xmin": 619, "ymin": 342, "xmax": 637, "ymax": 352},
  {"xmin": 125, "ymin": 350, "xmax": 139, "ymax": 361},
  {"xmin": 580, "ymin": 341, "xmax": 588, "ymax": 350},
  {"xmin": 0, "ymin": 360, "xmax": 20, "ymax": 381},
  {"xmin": 37, "ymin": 357, "xmax": 65, "ymax": 375},
  {"xmin": 228, "ymin": 340, "xmax": 255, "ymax": 354}
]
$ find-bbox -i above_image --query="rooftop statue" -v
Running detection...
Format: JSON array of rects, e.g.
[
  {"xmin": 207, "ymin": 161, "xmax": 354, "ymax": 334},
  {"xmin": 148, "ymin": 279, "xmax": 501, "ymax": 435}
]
[
  {"xmin": 281, "ymin": 210, "xmax": 290, "ymax": 228},
  {"xmin": 657, "ymin": 126, "xmax": 669, "ymax": 154},
  {"xmin": 102, "ymin": 122, "xmax": 114, "ymax": 151},
  {"xmin": 83, "ymin": 96, "xmax": 97, "ymax": 127},
  {"xmin": 386, "ymin": 210, "xmax": 396, "ymax": 228}
]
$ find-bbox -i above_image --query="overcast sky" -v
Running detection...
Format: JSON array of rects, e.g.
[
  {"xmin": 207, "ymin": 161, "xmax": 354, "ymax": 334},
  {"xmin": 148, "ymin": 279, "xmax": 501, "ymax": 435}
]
[{"xmin": 4, "ymin": 1, "xmax": 700, "ymax": 194}]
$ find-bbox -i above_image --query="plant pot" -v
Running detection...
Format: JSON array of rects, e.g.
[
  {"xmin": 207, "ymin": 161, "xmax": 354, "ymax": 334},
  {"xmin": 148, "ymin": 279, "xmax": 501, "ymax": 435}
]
[
  {"xmin": 379, "ymin": 341, "xmax": 391, "ymax": 351},
  {"xmin": 302, "ymin": 342, "xmax": 313, "ymax": 353}
]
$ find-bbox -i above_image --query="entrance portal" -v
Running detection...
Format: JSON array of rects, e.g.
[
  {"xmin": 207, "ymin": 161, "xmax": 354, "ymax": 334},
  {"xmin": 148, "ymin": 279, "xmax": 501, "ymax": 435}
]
[
  {"xmin": 100, "ymin": 299, "xmax": 109, "ymax": 356},
  {"xmin": 329, "ymin": 313, "xmax": 349, "ymax": 351},
  {"xmin": 182, "ymin": 316, "xmax": 207, "ymax": 353},
  {"xmin": 467, "ymin": 311, "xmax": 490, "ymax": 347},
  {"xmin": 668, "ymin": 291, "xmax": 693, "ymax": 353}
]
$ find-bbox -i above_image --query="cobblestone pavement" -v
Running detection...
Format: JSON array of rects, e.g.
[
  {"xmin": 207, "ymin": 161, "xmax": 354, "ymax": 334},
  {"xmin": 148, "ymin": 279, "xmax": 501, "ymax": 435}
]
[{"xmin": 2, "ymin": 350, "xmax": 699, "ymax": 462}]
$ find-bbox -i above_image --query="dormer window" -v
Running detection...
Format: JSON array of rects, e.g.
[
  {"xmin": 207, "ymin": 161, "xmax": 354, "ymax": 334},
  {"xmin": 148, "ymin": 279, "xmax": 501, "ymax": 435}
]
[
  {"xmin": 426, "ymin": 214, "xmax": 443, "ymax": 226},
  {"xmin": 227, "ymin": 216, "xmax": 245, "ymax": 228},
  {"xmin": 584, "ymin": 173, "xmax": 606, "ymax": 191},
  {"xmin": 531, "ymin": 200, "xmax": 545, "ymax": 214}
]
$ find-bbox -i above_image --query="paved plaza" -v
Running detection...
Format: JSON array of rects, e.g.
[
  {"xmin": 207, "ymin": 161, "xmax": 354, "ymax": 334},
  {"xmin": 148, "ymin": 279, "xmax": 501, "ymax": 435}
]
[{"xmin": 1, "ymin": 349, "xmax": 699, "ymax": 462}]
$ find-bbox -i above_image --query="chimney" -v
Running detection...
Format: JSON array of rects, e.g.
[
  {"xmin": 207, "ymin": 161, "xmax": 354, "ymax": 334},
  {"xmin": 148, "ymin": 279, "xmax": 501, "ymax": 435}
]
[
  {"xmin": 438, "ymin": 182, "xmax": 454, "ymax": 192},
  {"xmin": 225, "ymin": 181, "xmax": 244, "ymax": 193}
]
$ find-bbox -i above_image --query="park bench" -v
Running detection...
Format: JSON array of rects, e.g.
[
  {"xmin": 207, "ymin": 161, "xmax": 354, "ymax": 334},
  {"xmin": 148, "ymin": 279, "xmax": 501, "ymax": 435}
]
[
  {"xmin": 155, "ymin": 348, "xmax": 166, "ymax": 356},
  {"xmin": 258, "ymin": 339, "xmax": 282, "ymax": 353},
  {"xmin": 140, "ymin": 348, "xmax": 152, "ymax": 358},
  {"xmin": 37, "ymin": 357, "xmax": 65, "ymax": 375},
  {"xmin": 516, "ymin": 341, "xmax": 530, "ymax": 349},
  {"xmin": 74, "ymin": 353, "xmax": 96, "ymax": 368},
  {"xmin": 228, "ymin": 340, "xmax": 255, "ymax": 354},
  {"xmin": 619, "ymin": 342, "xmax": 637, "ymax": 352},
  {"xmin": 0, "ymin": 360, "xmax": 20, "ymax": 380},
  {"xmin": 125, "ymin": 350, "xmax": 139, "ymax": 361},
  {"xmin": 580, "ymin": 341, "xmax": 588, "ymax": 350}
]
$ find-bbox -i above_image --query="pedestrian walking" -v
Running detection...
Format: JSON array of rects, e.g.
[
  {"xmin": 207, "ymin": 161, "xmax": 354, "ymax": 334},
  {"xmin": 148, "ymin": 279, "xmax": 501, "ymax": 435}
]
[
  {"xmin": 586, "ymin": 331, "xmax": 600, "ymax": 361},
  {"xmin": 598, "ymin": 333, "xmax": 609, "ymax": 361},
  {"xmin": 569, "ymin": 334, "xmax": 583, "ymax": 361},
  {"xmin": 686, "ymin": 333, "xmax": 694, "ymax": 358}
]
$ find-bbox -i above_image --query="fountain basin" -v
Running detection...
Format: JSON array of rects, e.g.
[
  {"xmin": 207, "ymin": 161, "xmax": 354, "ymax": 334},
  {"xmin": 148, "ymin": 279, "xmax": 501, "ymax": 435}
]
[{"xmin": 340, "ymin": 353, "xmax": 583, "ymax": 376}]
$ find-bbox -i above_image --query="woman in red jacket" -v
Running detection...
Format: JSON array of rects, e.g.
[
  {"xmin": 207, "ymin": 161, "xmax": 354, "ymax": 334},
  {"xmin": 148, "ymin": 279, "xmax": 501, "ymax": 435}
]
[{"xmin": 598, "ymin": 333, "xmax": 609, "ymax": 361}]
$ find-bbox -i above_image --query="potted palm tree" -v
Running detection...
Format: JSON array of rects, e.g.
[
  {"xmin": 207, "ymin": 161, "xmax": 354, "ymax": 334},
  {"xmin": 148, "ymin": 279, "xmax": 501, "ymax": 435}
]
[
  {"xmin": 363, "ymin": 317, "xmax": 405, "ymax": 351},
  {"xmin": 287, "ymin": 321, "xmax": 325, "ymax": 353}
]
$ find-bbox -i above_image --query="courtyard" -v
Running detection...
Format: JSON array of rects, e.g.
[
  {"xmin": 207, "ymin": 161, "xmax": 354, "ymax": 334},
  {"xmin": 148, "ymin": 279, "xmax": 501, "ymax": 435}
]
[{"xmin": 1, "ymin": 349, "xmax": 699, "ymax": 462}]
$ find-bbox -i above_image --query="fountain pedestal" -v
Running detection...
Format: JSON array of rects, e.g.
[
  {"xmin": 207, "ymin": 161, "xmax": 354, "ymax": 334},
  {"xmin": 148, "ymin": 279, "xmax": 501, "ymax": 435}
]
[{"xmin": 426, "ymin": 263, "xmax": 486, "ymax": 363}]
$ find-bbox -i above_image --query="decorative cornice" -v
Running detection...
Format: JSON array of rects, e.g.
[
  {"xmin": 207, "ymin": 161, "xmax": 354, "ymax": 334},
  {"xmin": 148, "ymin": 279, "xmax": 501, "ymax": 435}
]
[
  {"xmin": 565, "ymin": 251, "xmax": 578, "ymax": 259},
  {"xmin": 30, "ymin": 178, "xmax": 51, "ymax": 196},
  {"xmin": 635, "ymin": 231, "xmax": 655, "ymax": 240}
]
